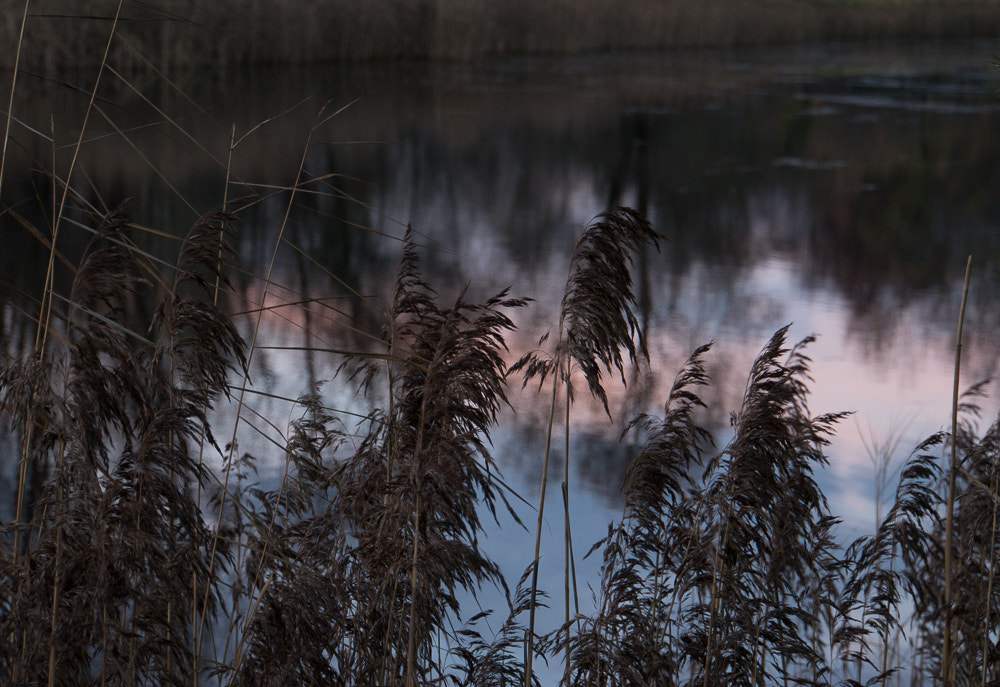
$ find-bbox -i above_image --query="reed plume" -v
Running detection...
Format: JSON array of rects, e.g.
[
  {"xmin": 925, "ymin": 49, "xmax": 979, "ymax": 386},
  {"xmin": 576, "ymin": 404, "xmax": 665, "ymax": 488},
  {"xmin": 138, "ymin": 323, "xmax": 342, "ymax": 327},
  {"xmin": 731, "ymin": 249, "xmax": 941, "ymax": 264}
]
[
  {"xmin": 562, "ymin": 343, "xmax": 713, "ymax": 686},
  {"xmin": 453, "ymin": 566, "xmax": 548, "ymax": 687},
  {"xmin": 893, "ymin": 383, "xmax": 1000, "ymax": 687},
  {"xmin": 0, "ymin": 204, "xmax": 247, "ymax": 685},
  {"xmin": 233, "ymin": 228, "xmax": 528, "ymax": 685},
  {"xmin": 511, "ymin": 206, "xmax": 661, "ymax": 684},
  {"xmin": 3, "ymin": 51, "xmax": 999, "ymax": 682},
  {"xmin": 562, "ymin": 327, "xmax": 854, "ymax": 687},
  {"xmin": 691, "ymin": 329, "xmax": 849, "ymax": 686},
  {"xmin": 840, "ymin": 435, "xmax": 945, "ymax": 687}
]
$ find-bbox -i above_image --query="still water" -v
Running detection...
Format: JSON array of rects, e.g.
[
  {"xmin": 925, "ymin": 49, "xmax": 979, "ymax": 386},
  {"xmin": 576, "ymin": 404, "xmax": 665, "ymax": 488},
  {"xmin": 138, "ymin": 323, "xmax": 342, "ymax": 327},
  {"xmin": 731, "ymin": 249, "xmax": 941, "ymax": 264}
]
[{"xmin": 3, "ymin": 40, "xmax": 1000, "ymax": 669}]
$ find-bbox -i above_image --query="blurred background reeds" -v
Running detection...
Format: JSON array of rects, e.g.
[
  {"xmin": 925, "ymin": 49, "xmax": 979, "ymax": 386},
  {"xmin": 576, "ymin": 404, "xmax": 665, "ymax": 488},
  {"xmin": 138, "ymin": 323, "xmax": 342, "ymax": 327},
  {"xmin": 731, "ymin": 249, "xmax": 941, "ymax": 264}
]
[{"xmin": 4, "ymin": 0, "xmax": 1000, "ymax": 74}]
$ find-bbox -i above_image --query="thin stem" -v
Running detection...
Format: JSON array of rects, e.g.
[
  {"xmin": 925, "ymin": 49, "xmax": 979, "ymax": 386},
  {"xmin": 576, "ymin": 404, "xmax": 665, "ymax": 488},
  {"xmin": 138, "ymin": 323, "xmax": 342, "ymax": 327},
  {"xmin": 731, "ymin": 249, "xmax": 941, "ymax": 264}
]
[
  {"xmin": 562, "ymin": 375, "xmax": 573, "ymax": 684},
  {"xmin": 525, "ymin": 362, "xmax": 561, "ymax": 687},
  {"xmin": 404, "ymin": 296, "xmax": 463, "ymax": 686},
  {"xmin": 943, "ymin": 254, "xmax": 972, "ymax": 687},
  {"xmin": 563, "ymin": 480, "xmax": 580, "ymax": 618},
  {"xmin": 192, "ymin": 568, "xmax": 198, "ymax": 687},
  {"xmin": 562, "ymin": 480, "xmax": 570, "ymax": 685},
  {"xmin": 46, "ymin": 527, "xmax": 62, "ymax": 687},
  {"xmin": 703, "ymin": 472, "xmax": 736, "ymax": 687},
  {"xmin": 196, "ymin": 103, "xmax": 330, "ymax": 661},
  {"xmin": 982, "ymin": 459, "xmax": 999, "ymax": 687},
  {"xmin": 193, "ymin": 125, "xmax": 238, "ymax": 686},
  {"xmin": 230, "ymin": 573, "xmax": 274, "ymax": 674},
  {"xmin": 36, "ymin": 1, "xmax": 124, "ymax": 356},
  {"xmin": 406, "ymin": 490, "xmax": 422, "ymax": 687},
  {"xmin": 879, "ymin": 548, "xmax": 897, "ymax": 687},
  {"xmin": 0, "ymin": 0, "xmax": 30, "ymax": 204}
]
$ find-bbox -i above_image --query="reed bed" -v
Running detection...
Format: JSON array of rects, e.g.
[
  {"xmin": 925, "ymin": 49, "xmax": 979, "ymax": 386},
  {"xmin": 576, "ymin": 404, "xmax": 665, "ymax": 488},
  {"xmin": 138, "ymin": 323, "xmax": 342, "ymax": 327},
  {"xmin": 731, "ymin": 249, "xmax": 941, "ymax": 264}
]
[
  {"xmin": 4, "ymin": 0, "xmax": 1000, "ymax": 73},
  {"xmin": 3, "ymin": 9, "xmax": 1000, "ymax": 687},
  {"xmin": 3, "ymin": 192, "xmax": 1000, "ymax": 685}
]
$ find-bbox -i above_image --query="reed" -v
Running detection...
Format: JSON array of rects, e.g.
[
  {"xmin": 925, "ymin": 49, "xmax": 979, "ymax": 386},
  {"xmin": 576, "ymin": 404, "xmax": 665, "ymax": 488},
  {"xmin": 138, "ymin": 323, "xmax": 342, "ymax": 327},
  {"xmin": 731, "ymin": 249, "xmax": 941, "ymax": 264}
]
[
  {"xmin": 4, "ymin": 0, "xmax": 1000, "ymax": 73},
  {"xmin": 3, "ymin": 184, "xmax": 1000, "ymax": 684},
  {"xmin": 510, "ymin": 206, "xmax": 660, "ymax": 685},
  {"xmin": 4, "ymin": 17, "xmax": 1000, "ymax": 685}
]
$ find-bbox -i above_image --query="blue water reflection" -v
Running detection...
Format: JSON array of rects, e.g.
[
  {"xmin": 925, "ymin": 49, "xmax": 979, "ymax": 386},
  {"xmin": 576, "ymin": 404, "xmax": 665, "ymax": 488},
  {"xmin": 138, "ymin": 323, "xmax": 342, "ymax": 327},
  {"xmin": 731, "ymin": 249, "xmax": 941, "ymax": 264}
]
[{"xmin": 3, "ymin": 42, "xmax": 1000, "ymax": 681}]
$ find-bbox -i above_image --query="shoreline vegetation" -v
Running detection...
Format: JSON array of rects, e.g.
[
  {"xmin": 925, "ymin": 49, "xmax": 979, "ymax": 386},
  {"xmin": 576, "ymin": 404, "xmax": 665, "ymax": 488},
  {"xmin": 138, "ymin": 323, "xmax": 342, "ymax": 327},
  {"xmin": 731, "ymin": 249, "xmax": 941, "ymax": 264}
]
[
  {"xmin": 4, "ymin": 198, "xmax": 1000, "ymax": 683},
  {"xmin": 4, "ymin": 4, "xmax": 1000, "ymax": 686},
  {"xmin": 3, "ymin": 0, "xmax": 1000, "ymax": 73}
]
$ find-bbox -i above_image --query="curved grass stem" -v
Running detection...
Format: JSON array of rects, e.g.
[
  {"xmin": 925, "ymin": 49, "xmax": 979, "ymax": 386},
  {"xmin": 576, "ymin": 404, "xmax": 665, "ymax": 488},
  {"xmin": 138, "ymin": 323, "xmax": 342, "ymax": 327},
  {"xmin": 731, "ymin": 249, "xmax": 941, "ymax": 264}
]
[
  {"xmin": 943, "ymin": 254, "xmax": 972, "ymax": 687},
  {"xmin": 525, "ymin": 367, "xmax": 560, "ymax": 687}
]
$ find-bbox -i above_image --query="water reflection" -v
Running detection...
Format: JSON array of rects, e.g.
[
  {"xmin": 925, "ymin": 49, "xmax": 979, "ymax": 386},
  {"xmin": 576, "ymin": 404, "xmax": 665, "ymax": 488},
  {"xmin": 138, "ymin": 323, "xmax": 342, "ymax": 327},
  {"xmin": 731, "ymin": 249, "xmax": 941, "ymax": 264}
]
[{"xmin": 3, "ymin": 42, "xmax": 1000, "ymax": 564}]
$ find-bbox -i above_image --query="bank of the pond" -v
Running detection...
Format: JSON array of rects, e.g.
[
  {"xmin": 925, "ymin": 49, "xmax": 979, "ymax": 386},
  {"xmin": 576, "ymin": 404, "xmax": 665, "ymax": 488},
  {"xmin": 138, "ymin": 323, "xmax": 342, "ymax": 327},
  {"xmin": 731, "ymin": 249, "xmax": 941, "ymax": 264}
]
[{"xmin": 4, "ymin": 0, "xmax": 1000, "ymax": 73}]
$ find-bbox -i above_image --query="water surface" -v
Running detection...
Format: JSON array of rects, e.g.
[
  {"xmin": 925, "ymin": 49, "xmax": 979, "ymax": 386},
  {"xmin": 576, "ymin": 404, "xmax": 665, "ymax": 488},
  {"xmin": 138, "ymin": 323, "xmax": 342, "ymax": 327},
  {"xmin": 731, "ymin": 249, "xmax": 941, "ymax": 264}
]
[{"xmin": 3, "ymin": 41, "xmax": 1000, "ymax": 672}]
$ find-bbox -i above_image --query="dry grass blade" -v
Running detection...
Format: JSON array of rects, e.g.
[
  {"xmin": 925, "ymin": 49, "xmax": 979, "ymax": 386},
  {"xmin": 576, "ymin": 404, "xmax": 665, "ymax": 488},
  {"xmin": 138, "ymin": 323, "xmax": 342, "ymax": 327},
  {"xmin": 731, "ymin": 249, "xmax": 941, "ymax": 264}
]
[
  {"xmin": 885, "ymin": 382, "xmax": 1000, "ymax": 686},
  {"xmin": 453, "ymin": 567, "xmax": 540, "ymax": 686},
  {"xmin": 564, "ymin": 343, "xmax": 712, "ymax": 686},
  {"xmin": 621, "ymin": 342, "xmax": 713, "ymax": 519},
  {"xmin": 692, "ymin": 327, "xmax": 849, "ymax": 687},
  {"xmin": 36, "ymin": 0, "xmax": 125, "ymax": 358},
  {"xmin": 0, "ymin": 197, "xmax": 248, "ymax": 684},
  {"xmin": 561, "ymin": 330, "xmax": 859, "ymax": 687},
  {"xmin": 199, "ymin": 100, "xmax": 333, "ymax": 661},
  {"xmin": 4, "ymin": 12, "xmax": 1000, "ymax": 680}
]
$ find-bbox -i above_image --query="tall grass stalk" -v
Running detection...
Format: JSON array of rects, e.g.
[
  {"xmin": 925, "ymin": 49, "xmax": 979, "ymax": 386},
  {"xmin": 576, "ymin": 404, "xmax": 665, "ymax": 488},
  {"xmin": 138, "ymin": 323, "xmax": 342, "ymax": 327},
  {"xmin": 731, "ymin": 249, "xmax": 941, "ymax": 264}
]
[
  {"xmin": 523, "ymin": 363, "xmax": 559, "ymax": 687},
  {"xmin": 10, "ymin": 0, "xmax": 120, "ymax": 562},
  {"xmin": 943, "ymin": 254, "xmax": 973, "ymax": 687},
  {"xmin": 20, "ymin": 7, "xmax": 125, "ymax": 684},
  {"xmin": 36, "ymin": 0, "xmax": 124, "ymax": 356},
  {"xmin": 196, "ymin": 100, "xmax": 337, "ymax": 660},
  {"xmin": 983, "ymin": 462, "xmax": 1000, "ymax": 687},
  {"xmin": 563, "ymin": 388, "xmax": 572, "ymax": 684},
  {"xmin": 189, "ymin": 121, "xmax": 237, "ymax": 686},
  {"xmin": 0, "ymin": 0, "xmax": 29, "ymax": 205},
  {"xmin": 512, "ymin": 207, "xmax": 660, "ymax": 686},
  {"xmin": 2, "ymin": 192, "xmax": 998, "ymax": 683}
]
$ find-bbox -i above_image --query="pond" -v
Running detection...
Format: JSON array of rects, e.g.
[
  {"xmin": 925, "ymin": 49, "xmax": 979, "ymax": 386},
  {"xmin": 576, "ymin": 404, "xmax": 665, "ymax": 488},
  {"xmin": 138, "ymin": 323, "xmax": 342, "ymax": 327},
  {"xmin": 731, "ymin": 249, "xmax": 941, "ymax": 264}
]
[{"xmin": 3, "ymin": 39, "xmax": 1000, "ymax": 681}]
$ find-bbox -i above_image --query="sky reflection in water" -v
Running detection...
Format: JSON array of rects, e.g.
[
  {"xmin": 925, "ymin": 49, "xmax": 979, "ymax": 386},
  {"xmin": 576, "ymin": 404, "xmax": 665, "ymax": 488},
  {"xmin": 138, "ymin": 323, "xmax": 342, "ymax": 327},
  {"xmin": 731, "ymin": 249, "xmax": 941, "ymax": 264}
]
[{"xmin": 4, "ymin": 42, "xmax": 1000, "ymax": 673}]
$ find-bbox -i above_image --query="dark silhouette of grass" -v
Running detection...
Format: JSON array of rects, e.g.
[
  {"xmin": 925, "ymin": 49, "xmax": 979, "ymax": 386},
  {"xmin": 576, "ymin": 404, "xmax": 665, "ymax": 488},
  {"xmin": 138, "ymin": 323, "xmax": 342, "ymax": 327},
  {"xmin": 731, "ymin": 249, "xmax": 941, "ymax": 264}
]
[
  {"xmin": 509, "ymin": 206, "xmax": 661, "ymax": 685},
  {"xmin": 3, "ymin": 11, "xmax": 1000, "ymax": 685},
  {"xmin": 2, "ymin": 189, "xmax": 1000, "ymax": 685},
  {"xmin": 0, "ymin": 205, "xmax": 246, "ymax": 684}
]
